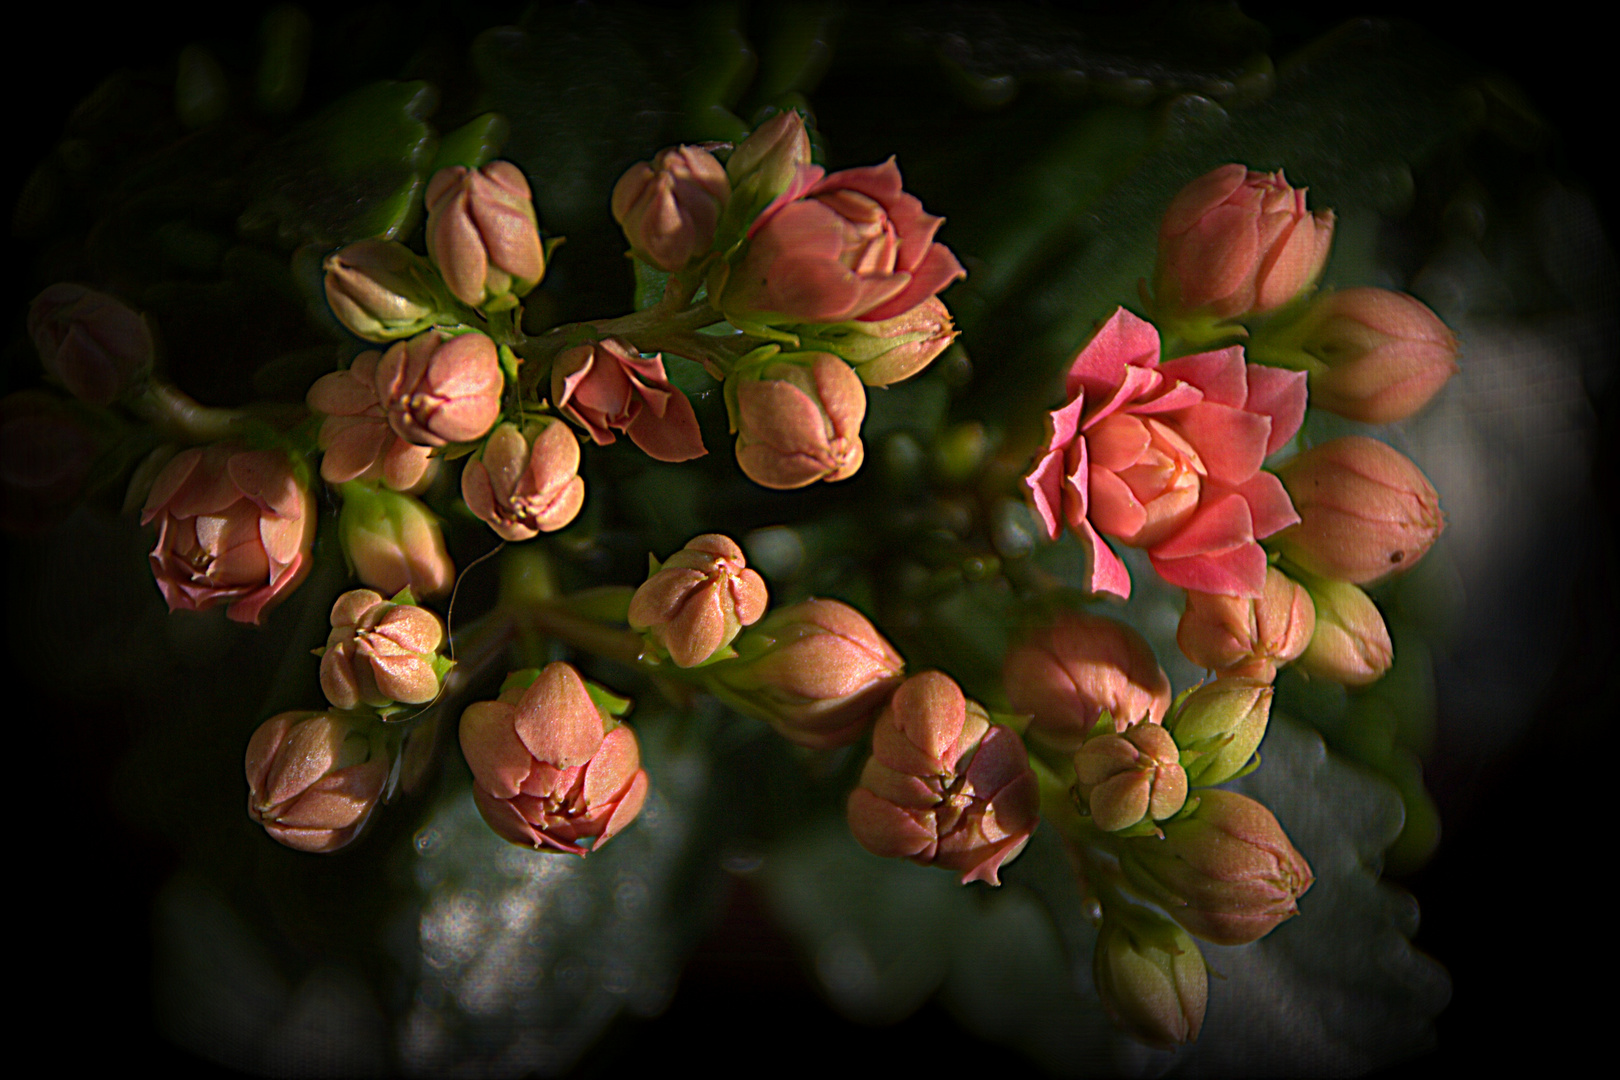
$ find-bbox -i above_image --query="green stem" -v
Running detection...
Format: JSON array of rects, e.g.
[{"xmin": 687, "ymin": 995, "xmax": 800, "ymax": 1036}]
[
  {"xmin": 128, "ymin": 379, "xmax": 252, "ymax": 442},
  {"xmin": 516, "ymin": 300, "xmax": 733, "ymax": 396}
]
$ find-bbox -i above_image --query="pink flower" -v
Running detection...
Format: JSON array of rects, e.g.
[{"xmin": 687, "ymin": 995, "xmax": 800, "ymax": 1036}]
[
  {"xmin": 551, "ymin": 337, "xmax": 705, "ymax": 462},
  {"xmin": 733, "ymin": 351, "xmax": 866, "ymax": 489},
  {"xmin": 1024, "ymin": 307, "xmax": 1306, "ymax": 598},
  {"xmin": 375, "ymin": 330, "xmax": 504, "ymax": 448},
  {"xmin": 846, "ymin": 671, "xmax": 1039, "ymax": 885},
  {"xmin": 460, "ymin": 420, "xmax": 585, "ymax": 540},
  {"xmin": 1153, "ymin": 165, "xmax": 1335, "ymax": 321},
  {"xmin": 459, "ymin": 663, "xmax": 650, "ymax": 854},
  {"xmin": 245, "ymin": 711, "xmax": 390, "ymax": 853},
  {"xmin": 627, "ymin": 533, "xmax": 768, "ymax": 668},
  {"xmin": 319, "ymin": 589, "xmax": 447, "ymax": 711},
  {"xmin": 612, "ymin": 145, "xmax": 730, "ymax": 271},
  {"xmin": 307, "ymin": 350, "xmax": 434, "ymax": 491},
  {"xmin": 721, "ymin": 158, "xmax": 965, "ymax": 325},
  {"xmin": 425, "ymin": 161, "xmax": 545, "ymax": 310},
  {"xmin": 141, "ymin": 443, "xmax": 314, "ymax": 624}
]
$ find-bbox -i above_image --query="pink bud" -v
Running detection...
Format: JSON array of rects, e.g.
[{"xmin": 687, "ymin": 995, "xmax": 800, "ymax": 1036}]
[
  {"xmin": 1002, "ymin": 610, "xmax": 1172, "ymax": 754},
  {"xmin": 846, "ymin": 671, "xmax": 1040, "ymax": 885},
  {"xmin": 0, "ymin": 391, "xmax": 98, "ymax": 533},
  {"xmin": 1177, "ymin": 565, "xmax": 1315, "ymax": 681},
  {"xmin": 322, "ymin": 240, "xmax": 441, "ymax": 342},
  {"xmin": 612, "ymin": 145, "xmax": 730, "ymax": 271},
  {"xmin": 28, "ymin": 283, "xmax": 153, "ymax": 404},
  {"xmin": 337, "ymin": 483, "xmax": 455, "ymax": 600},
  {"xmin": 319, "ymin": 589, "xmax": 447, "ymax": 710},
  {"xmin": 461, "ymin": 419, "xmax": 585, "ymax": 540},
  {"xmin": 245, "ymin": 711, "xmax": 390, "ymax": 853},
  {"xmin": 791, "ymin": 296, "xmax": 958, "ymax": 387},
  {"xmin": 1094, "ymin": 920, "xmax": 1207, "ymax": 1049},
  {"xmin": 552, "ymin": 338, "xmax": 706, "ymax": 463},
  {"xmin": 1296, "ymin": 576, "xmax": 1392, "ymax": 686},
  {"xmin": 726, "ymin": 109, "xmax": 812, "ymax": 199},
  {"xmin": 721, "ymin": 157, "xmax": 966, "ymax": 325},
  {"xmin": 458, "ymin": 663, "xmax": 649, "ymax": 853},
  {"xmin": 375, "ymin": 330, "xmax": 504, "ymax": 448},
  {"xmin": 628, "ymin": 533, "xmax": 768, "ymax": 667},
  {"xmin": 141, "ymin": 442, "xmax": 315, "ymax": 625},
  {"xmin": 1074, "ymin": 722, "xmax": 1188, "ymax": 832},
  {"xmin": 1274, "ymin": 436, "xmax": 1444, "ymax": 585},
  {"xmin": 307, "ymin": 350, "xmax": 433, "ymax": 491},
  {"xmin": 1120, "ymin": 789, "xmax": 1314, "ymax": 946},
  {"xmin": 1153, "ymin": 165, "xmax": 1335, "ymax": 321},
  {"xmin": 1295, "ymin": 288, "xmax": 1460, "ymax": 424},
  {"xmin": 424, "ymin": 161, "xmax": 546, "ymax": 310},
  {"xmin": 733, "ymin": 351, "xmax": 866, "ymax": 489},
  {"xmin": 709, "ymin": 598, "xmax": 905, "ymax": 749}
]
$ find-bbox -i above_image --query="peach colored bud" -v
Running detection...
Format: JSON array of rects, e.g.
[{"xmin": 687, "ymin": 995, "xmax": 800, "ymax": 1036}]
[
  {"xmin": 1295, "ymin": 288, "xmax": 1460, "ymax": 424},
  {"xmin": 732, "ymin": 351, "xmax": 866, "ymax": 489},
  {"xmin": 726, "ymin": 109, "xmax": 811, "ymax": 199},
  {"xmin": 337, "ymin": 483, "xmax": 454, "ymax": 600},
  {"xmin": 1153, "ymin": 164, "xmax": 1335, "ymax": 321},
  {"xmin": 424, "ymin": 161, "xmax": 545, "ymax": 311},
  {"xmin": 1296, "ymin": 575, "xmax": 1393, "ymax": 686},
  {"xmin": 1164, "ymin": 676, "xmax": 1272, "ymax": 788},
  {"xmin": 1094, "ymin": 919, "xmax": 1207, "ymax": 1049},
  {"xmin": 0, "ymin": 391, "xmax": 98, "ymax": 533},
  {"xmin": 307, "ymin": 350, "xmax": 433, "ymax": 491},
  {"xmin": 1002, "ymin": 610, "xmax": 1172, "ymax": 754},
  {"xmin": 458, "ymin": 663, "xmax": 649, "ymax": 853},
  {"xmin": 1274, "ymin": 436, "xmax": 1444, "ymax": 585},
  {"xmin": 1120, "ymin": 789, "xmax": 1313, "ymax": 946},
  {"xmin": 375, "ymin": 329, "xmax": 503, "ymax": 448},
  {"xmin": 791, "ymin": 296, "xmax": 958, "ymax": 387},
  {"xmin": 847, "ymin": 671, "xmax": 1039, "ymax": 885},
  {"xmin": 1177, "ymin": 565, "xmax": 1315, "ymax": 681},
  {"xmin": 628, "ymin": 533, "xmax": 768, "ymax": 667},
  {"xmin": 319, "ymin": 589, "xmax": 447, "ymax": 710},
  {"xmin": 245, "ymin": 711, "xmax": 390, "ymax": 853},
  {"xmin": 721, "ymin": 158, "xmax": 966, "ymax": 325},
  {"xmin": 141, "ymin": 442, "xmax": 315, "ymax": 624},
  {"xmin": 612, "ymin": 145, "xmax": 730, "ymax": 271},
  {"xmin": 323, "ymin": 240, "xmax": 442, "ymax": 342},
  {"xmin": 461, "ymin": 419, "xmax": 585, "ymax": 540},
  {"xmin": 28, "ymin": 283, "xmax": 153, "ymax": 404},
  {"xmin": 709, "ymin": 598, "xmax": 905, "ymax": 749},
  {"xmin": 552, "ymin": 338, "xmax": 706, "ymax": 462},
  {"xmin": 1074, "ymin": 722, "xmax": 1188, "ymax": 832}
]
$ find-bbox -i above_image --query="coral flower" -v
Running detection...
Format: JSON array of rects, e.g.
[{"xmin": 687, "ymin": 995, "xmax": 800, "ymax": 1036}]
[{"xmin": 1024, "ymin": 308, "xmax": 1306, "ymax": 598}]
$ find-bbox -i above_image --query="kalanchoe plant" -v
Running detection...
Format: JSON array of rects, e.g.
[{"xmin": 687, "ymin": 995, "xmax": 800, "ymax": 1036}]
[{"xmin": 13, "ymin": 9, "xmax": 1510, "ymax": 1070}]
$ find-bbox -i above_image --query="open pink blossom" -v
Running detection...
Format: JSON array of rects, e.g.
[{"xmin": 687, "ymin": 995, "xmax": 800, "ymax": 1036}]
[
  {"xmin": 1024, "ymin": 307, "xmax": 1306, "ymax": 598},
  {"xmin": 306, "ymin": 350, "xmax": 433, "ymax": 491},
  {"xmin": 721, "ymin": 158, "xmax": 965, "ymax": 325},
  {"xmin": 551, "ymin": 337, "xmax": 705, "ymax": 462}
]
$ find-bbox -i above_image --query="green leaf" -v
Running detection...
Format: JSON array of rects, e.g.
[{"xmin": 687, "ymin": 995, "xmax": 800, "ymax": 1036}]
[{"xmin": 428, "ymin": 112, "xmax": 510, "ymax": 175}]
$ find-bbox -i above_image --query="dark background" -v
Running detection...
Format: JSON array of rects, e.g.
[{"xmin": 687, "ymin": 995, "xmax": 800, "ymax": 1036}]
[{"xmin": 8, "ymin": 3, "xmax": 1611, "ymax": 1076}]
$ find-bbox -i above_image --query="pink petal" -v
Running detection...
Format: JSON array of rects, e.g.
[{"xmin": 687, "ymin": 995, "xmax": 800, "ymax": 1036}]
[
  {"xmin": 1173, "ymin": 401, "xmax": 1271, "ymax": 486},
  {"xmin": 1065, "ymin": 308, "xmax": 1160, "ymax": 403},
  {"xmin": 1079, "ymin": 519, "xmax": 1133, "ymax": 599},
  {"xmin": 1151, "ymin": 541, "xmax": 1267, "ymax": 597},
  {"xmin": 459, "ymin": 701, "xmax": 530, "ymax": 799},
  {"xmin": 1243, "ymin": 364, "xmax": 1308, "ymax": 455},
  {"xmin": 1159, "ymin": 347, "xmax": 1248, "ymax": 407},
  {"xmin": 859, "ymin": 242, "xmax": 965, "ymax": 323},
  {"xmin": 1228, "ymin": 471, "xmax": 1300, "ymax": 539},
  {"xmin": 1150, "ymin": 491, "xmax": 1254, "ymax": 561},
  {"xmin": 1160, "ymin": 164, "xmax": 1248, "ymax": 237}
]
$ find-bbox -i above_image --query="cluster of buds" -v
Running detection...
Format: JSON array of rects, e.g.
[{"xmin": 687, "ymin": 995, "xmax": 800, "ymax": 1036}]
[
  {"xmin": 1073, "ymin": 718, "xmax": 1188, "ymax": 833},
  {"xmin": 317, "ymin": 588, "xmax": 451, "ymax": 712},
  {"xmin": 628, "ymin": 533, "xmax": 768, "ymax": 667},
  {"xmin": 245, "ymin": 710, "xmax": 393, "ymax": 853}
]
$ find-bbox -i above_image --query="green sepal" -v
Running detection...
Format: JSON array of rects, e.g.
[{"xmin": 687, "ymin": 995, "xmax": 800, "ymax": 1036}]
[
  {"xmin": 389, "ymin": 587, "xmax": 418, "ymax": 606},
  {"xmin": 500, "ymin": 667, "xmax": 544, "ymax": 696},
  {"xmin": 429, "ymin": 653, "xmax": 456, "ymax": 682},
  {"xmin": 498, "ymin": 344, "xmax": 522, "ymax": 385},
  {"xmin": 438, "ymin": 440, "xmax": 482, "ymax": 462},
  {"xmin": 1110, "ymin": 817, "xmax": 1165, "ymax": 839},
  {"xmin": 584, "ymin": 681, "xmax": 633, "ymax": 718},
  {"xmin": 429, "ymin": 112, "xmax": 510, "ymax": 174}
]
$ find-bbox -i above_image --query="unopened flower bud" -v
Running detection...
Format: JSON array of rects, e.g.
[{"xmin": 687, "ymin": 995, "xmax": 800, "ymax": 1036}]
[
  {"xmin": 1274, "ymin": 436, "xmax": 1444, "ymax": 585},
  {"xmin": 375, "ymin": 329, "xmax": 503, "ymax": 448},
  {"xmin": 319, "ymin": 589, "xmax": 448, "ymax": 711},
  {"xmin": 1094, "ymin": 918, "xmax": 1208, "ymax": 1049},
  {"xmin": 424, "ymin": 161, "xmax": 545, "ymax": 311},
  {"xmin": 1074, "ymin": 722, "xmax": 1188, "ymax": 832},
  {"xmin": 323, "ymin": 240, "xmax": 443, "ymax": 342},
  {"xmin": 1165, "ymin": 676, "xmax": 1273, "ymax": 788},
  {"xmin": 1003, "ymin": 610, "xmax": 1172, "ymax": 754},
  {"xmin": 612, "ymin": 145, "xmax": 730, "ymax": 271},
  {"xmin": 790, "ymin": 297, "xmax": 958, "ymax": 387},
  {"xmin": 307, "ymin": 350, "xmax": 433, "ymax": 491},
  {"xmin": 1291, "ymin": 288, "xmax": 1460, "ymax": 424},
  {"xmin": 245, "ymin": 710, "xmax": 391, "ymax": 853},
  {"xmin": 461, "ymin": 419, "xmax": 585, "ymax": 540},
  {"xmin": 337, "ymin": 483, "xmax": 454, "ymax": 600},
  {"xmin": 628, "ymin": 533, "xmax": 768, "ymax": 667},
  {"xmin": 708, "ymin": 598, "xmax": 904, "ymax": 749},
  {"xmin": 1120, "ymin": 789, "xmax": 1313, "ymax": 946},
  {"xmin": 1177, "ymin": 566, "xmax": 1315, "ymax": 681},
  {"xmin": 724, "ymin": 109, "xmax": 812, "ymax": 226},
  {"xmin": 0, "ymin": 391, "xmax": 98, "ymax": 533},
  {"xmin": 732, "ymin": 351, "xmax": 866, "ymax": 489},
  {"xmin": 1295, "ymin": 574, "xmax": 1392, "ymax": 686},
  {"xmin": 28, "ymin": 283, "xmax": 153, "ymax": 404},
  {"xmin": 459, "ymin": 663, "xmax": 649, "ymax": 853},
  {"xmin": 1152, "ymin": 164, "xmax": 1334, "ymax": 323},
  {"xmin": 847, "ymin": 671, "xmax": 1039, "ymax": 884}
]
